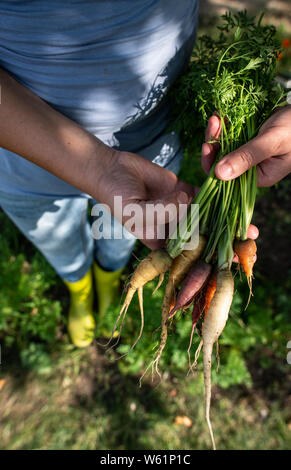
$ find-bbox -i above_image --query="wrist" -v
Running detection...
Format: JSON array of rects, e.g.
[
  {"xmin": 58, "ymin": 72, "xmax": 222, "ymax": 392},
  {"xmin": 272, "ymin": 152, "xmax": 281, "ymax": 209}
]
[
  {"xmin": 0, "ymin": 67, "xmax": 119, "ymax": 200},
  {"xmin": 83, "ymin": 137, "xmax": 119, "ymax": 202}
]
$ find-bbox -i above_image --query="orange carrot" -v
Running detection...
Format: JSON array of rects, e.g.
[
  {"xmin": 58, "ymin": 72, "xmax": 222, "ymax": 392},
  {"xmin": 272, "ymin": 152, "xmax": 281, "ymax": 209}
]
[
  {"xmin": 204, "ymin": 270, "xmax": 217, "ymax": 319},
  {"xmin": 234, "ymin": 239, "xmax": 257, "ymax": 279}
]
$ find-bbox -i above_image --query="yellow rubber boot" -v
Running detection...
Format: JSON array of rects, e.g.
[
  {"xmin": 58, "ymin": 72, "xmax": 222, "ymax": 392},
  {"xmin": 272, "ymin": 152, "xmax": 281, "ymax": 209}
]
[
  {"xmin": 93, "ymin": 263, "xmax": 123, "ymax": 318},
  {"xmin": 64, "ymin": 269, "xmax": 95, "ymax": 348}
]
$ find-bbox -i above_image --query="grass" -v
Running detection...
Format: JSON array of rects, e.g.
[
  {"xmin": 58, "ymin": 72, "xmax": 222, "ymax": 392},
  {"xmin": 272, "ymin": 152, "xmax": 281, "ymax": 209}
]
[{"xmin": 1, "ymin": 344, "xmax": 290, "ymax": 450}]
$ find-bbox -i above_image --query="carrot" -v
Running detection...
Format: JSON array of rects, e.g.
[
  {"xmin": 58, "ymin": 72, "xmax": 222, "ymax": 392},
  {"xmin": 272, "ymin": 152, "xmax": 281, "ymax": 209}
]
[
  {"xmin": 106, "ymin": 249, "xmax": 172, "ymax": 348},
  {"xmin": 162, "ymin": 235, "xmax": 206, "ymax": 320},
  {"xmin": 169, "ymin": 296, "xmax": 175, "ymax": 313},
  {"xmin": 201, "ymin": 269, "xmax": 234, "ymax": 450},
  {"xmin": 234, "ymin": 239, "xmax": 257, "ymax": 279},
  {"xmin": 204, "ymin": 270, "xmax": 217, "ymax": 319},
  {"xmin": 187, "ymin": 288, "xmax": 206, "ymax": 373},
  {"xmin": 168, "ymin": 261, "xmax": 212, "ymax": 319},
  {"xmin": 234, "ymin": 239, "xmax": 257, "ymax": 301},
  {"xmin": 140, "ymin": 237, "xmax": 206, "ymax": 380},
  {"xmin": 187, "ymin": 271, "xmax": 217, "ymax": 372}
]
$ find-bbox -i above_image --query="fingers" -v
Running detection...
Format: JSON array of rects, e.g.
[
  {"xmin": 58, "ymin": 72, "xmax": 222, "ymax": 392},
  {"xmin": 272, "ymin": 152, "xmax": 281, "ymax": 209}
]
[
  {"xmin": 175, "ymin": 180, "xmax": 198, "ymax": 202},
  {"xmin": 257, "ymin": 154, "xmax": 291, "ymax": 187},
  {"xmin": 202, "ymin": 114, "xmax": 221, "ymax": 174},
  {"xmin": 201, "ymin": 142, "xmax": 217, "ymax": 174},
  {"xmin": 142, "ymin": 189, "xmax": 189, "ymax": 225},
  {"xmin": 204, "ymin": 107, "xmax": 291, "ymax": 184},
  {"xmin": 124, "ymin": 190, "xmax": 189, "ymax": 242},
  {"xmin": 141, "ymin": 238, "xmax": 165, "ymax": 251},
  {"xmin": 247, "ymin": 224, "xmax": 259, "ymax": 240},
  {"xmin": 133, "ymin": 186, "xmax": 196, "ymax": 249},
  {"xmin": 215, "ymin": 131, "xmax": 278, "ymax": 181},
  {"xmin": 205, "ymin": 114, "xmax": 221, "ymax": 141}
]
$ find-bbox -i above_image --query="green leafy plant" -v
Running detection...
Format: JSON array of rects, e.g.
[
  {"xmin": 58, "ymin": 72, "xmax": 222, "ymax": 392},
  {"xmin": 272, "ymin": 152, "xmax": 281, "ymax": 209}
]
[{"xmin": 0, "ymin": 213, "xmax": 63, "ymax": 366}]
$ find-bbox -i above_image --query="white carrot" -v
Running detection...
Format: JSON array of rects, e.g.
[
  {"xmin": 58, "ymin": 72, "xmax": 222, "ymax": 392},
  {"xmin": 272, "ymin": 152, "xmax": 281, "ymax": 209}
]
[
  {"xmin": 201, "ymin": 269, "xmax": 234, "ymax": 450},
  {"xmin": 104, "ymin": 249, "xmax": 172, "ymax": 348},
  {"xmin": 141, "ymin": 236, "xmax": 206, "ymax": 380}
]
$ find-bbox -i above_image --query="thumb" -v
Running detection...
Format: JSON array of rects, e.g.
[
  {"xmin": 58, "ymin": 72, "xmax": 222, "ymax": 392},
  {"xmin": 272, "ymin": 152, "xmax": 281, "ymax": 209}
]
[{"xmin": 215, "ymin": 132, "xmax": 275, "ymax": 180}]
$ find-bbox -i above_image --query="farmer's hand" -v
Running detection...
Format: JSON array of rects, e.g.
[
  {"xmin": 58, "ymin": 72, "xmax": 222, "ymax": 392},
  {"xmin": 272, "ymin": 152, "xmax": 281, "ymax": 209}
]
[
  {"xmin": 201, "ymin": 111, "xmax": 260, "ymax": 255},
  {"xmin": 202, "ymin": 105, "xmax": 291, "ymax": 187},
  {"xmin": 99, "ymin": 150, "xmax": 196, "ymax": 250},
  {"xmin": 100, "ymin": 150, "xmax": 258, "ymax": 251}
]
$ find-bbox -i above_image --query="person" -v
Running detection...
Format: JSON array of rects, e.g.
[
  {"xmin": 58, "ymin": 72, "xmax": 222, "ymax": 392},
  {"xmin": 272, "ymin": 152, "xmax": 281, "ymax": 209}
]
[{"xmin": 0, "ymin": 1, "xmax": 290, "ymax": 347}]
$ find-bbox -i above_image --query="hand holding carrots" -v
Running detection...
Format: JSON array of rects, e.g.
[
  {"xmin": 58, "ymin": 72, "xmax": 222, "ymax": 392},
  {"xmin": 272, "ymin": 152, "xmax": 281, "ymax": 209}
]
[
  {"xmin": 202, "ymin": 105, "xmax": 291, "ymax": 187},
  {"xmin": 202, "ymin": 114, "xmax": 260, "ymax": 260},
  {"xmin": 102, "ymin": 149, "xmax": 257, "ymax": 251},
  {"xmin": 100, "ymin": 150, "xmax": 196, "ymax": 250}
]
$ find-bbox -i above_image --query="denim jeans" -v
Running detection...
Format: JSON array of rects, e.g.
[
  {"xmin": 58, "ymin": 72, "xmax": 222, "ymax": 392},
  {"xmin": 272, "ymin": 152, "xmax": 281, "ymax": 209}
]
[
  {"xmin": 0, "ymin": 193, "xmax": 136, "ymax": 281},
  {"xmin": 0, "ymin": 141, "xmax": 183, "ymax": 282}
]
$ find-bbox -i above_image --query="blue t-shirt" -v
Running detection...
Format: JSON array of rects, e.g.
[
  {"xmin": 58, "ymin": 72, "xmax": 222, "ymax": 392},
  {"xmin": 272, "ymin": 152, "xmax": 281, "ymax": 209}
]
[{"xmin": 0, "ymin": 0, "xmax": 198, "ymax": 197}]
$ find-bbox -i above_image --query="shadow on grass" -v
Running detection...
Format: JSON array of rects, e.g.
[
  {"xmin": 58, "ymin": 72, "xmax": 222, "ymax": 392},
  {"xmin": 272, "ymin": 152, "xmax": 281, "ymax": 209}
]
[
  {"xmin": 70, "ymin": 345, "xmax": 170, "ymax": 450},
  {"xmin": 1, "ymin": 342, "xmax": 170, "ymax": 450}
]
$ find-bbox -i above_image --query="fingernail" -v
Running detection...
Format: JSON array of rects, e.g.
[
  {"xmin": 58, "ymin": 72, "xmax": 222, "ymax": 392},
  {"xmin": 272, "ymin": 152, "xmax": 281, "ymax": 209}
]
[
  {"xmin": 216, "ymin": 160, "xmax": 233, "ymax": 178},
  {"xmin": 177, "ymin": 191, "xmax": 189, "ymax": 204}
]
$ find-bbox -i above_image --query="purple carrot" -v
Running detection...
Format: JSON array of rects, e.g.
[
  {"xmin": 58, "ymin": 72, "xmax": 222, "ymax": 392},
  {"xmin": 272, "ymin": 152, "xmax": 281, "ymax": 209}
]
[{"xmin": 168, "ymin": 261, "xmax": 211, "ymax": 319}]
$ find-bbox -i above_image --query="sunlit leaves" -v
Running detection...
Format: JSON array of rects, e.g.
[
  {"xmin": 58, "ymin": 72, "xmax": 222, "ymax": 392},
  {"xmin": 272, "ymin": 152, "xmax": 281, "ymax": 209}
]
[{"xmin": 170, "ymin": 11, "xmax": 284, "ymax": 152}]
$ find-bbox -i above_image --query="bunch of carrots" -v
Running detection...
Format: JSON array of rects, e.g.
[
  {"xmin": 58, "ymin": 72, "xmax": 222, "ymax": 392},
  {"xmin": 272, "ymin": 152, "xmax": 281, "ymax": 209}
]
[{"xmin": 105, "ymin": 12, "xmax": 285, "ymax": 449}]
